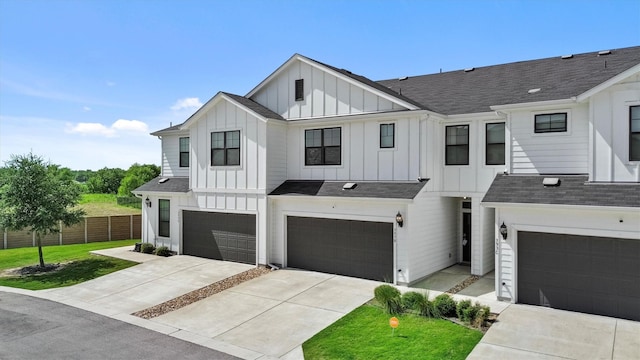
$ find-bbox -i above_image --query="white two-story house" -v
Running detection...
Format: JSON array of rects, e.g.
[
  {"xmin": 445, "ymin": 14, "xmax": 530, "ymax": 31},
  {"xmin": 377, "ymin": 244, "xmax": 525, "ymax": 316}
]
[{"xmin": 135, "ymin": 46, "xmax": 640, "ymax": 321}]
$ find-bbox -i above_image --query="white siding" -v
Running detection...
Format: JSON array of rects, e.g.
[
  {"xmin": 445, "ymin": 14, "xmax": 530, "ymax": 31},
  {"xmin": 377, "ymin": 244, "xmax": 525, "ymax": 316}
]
[
  {"xmin": 406, "ymin": 194, "xmax": 457, "ymax": 284},
  {"xmin": 510, "ymin": 105, "xmax": 589, "ymax": 174},
  {"xmin": 494, "ymin": 206, "xmax": 640, "ymax": 302},
  {"xmin": 250, "ymin": 59, "xmax": 407, "ymax": 120},
  {"xmin": 287, "ymin": 116, "xmax": 422, "ymax": 181},
  {"xmin": 590, "ymin": 77, "xmax": 640, "ymax": 182},
  {"xmin": 266, "ymin": 123, "xmax": 288, "ymax": 192},
  {"xmin": 189, "ymin": 98, "xmax": 268, "ymax": 191},
  {"xmin": 160, "ymin": 134, "xmax": 189, "ymax": 177},
  {"xmin": 441, "ymin": 119, "xmax": 505, "ymax": 194}
]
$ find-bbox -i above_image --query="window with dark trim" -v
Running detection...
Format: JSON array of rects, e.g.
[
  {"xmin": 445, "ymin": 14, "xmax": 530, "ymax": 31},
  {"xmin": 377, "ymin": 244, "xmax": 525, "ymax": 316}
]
[
  {"xmin": 380, "ymin": 123, "xmax": 395, "ymax": 148},
  {"xmin": 305, "ymin": 127, "xmax": 341, "ymax": 165},
  {"xmin": 535, "ymin": 113, "xmax": 567, "ymax": 133},
  {"xmin": 486, "ymin": 122, "xmax": 505, "ymax": 165},
  {"xmin": 211, "ymin": 130, "xmax": 240, "ymax": 166},
  {"xmin": 446, "ymin": 125, "xmax": 469, "ymax": 165},
  {"xmin": 631, "ymin": 105, "xmax": 640, "ymax": 161},
  {"xmin": 179, "ymin": 137, "xmax": 189, "ymax": 167},
  {"xmin": 295, "ymin": 79, "xmax": 304, "ymax": 101},
  {"xmin": 158, "ymin": 199, "xmax": 170, "ymax": 237}
]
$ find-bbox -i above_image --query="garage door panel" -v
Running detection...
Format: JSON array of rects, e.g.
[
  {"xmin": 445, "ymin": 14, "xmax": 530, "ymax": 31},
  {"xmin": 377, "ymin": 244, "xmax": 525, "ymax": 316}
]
[
  {"xmin": 183, "ymin": 211, "xmax": 255, "ymax": 265},
  {"xmin": 518, "ymin": 231, "xmax": 640, "ymax": 321},
  {"xmin": 287, "ymin": 216, "xmax": 392, "ymax": 282}
]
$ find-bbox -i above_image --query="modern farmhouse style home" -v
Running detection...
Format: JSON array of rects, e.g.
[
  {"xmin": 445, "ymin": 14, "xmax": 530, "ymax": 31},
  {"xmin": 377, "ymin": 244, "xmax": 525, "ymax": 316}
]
[{"xmin": 135, "ymin": 47, "xmax": 640, "ymax": 321}]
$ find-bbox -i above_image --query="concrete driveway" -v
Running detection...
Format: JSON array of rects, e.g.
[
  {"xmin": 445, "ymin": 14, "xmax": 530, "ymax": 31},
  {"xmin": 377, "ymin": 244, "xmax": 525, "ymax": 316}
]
[{"xmin": 467, "ymin": 304, "xmax": 640, "ymax": 359}]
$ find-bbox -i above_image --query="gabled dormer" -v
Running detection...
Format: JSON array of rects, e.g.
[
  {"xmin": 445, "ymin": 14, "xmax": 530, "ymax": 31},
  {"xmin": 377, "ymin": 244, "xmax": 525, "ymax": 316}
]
[
  {"xmin": 151, "ymin": 124, "xmax": 190, "ymax": 177},
  {"xmin": 246, "ymin": 54, "xmax": 424, "ymax": 120}
]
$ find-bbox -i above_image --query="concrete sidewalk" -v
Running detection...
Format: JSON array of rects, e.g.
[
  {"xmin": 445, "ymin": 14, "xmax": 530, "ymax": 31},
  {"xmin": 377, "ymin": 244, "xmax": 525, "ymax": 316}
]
[{"xmin": 467, "ymin": 304, "xmax": 640, "ymax": 359}]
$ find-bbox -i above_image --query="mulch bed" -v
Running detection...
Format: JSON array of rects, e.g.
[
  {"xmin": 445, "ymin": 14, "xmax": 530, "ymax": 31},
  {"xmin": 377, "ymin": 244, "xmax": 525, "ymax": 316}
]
[{"xmin": 132, "ymin": 266, "xmax": 272, "ymax": 319}]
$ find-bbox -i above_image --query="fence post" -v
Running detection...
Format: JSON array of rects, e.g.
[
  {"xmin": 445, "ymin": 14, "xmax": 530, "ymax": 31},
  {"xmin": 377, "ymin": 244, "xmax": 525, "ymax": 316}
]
[
  {"xmin": 3, "ymin": 228, "xmax": 6, "ymax": 249},
  {"xmin": 32, "ymin": 231, "xmax": 35, "ymax": 247},
  {"xmin": 108, "ymin": 216, "xmax": 112, "ymax": 241},
  {"xmin": 59, "ymin": 220, "xmax": 63, "ymax": 245},
  {"xmin": 84, "ymin": 217, "xmax": 88, "ymax": 244}
]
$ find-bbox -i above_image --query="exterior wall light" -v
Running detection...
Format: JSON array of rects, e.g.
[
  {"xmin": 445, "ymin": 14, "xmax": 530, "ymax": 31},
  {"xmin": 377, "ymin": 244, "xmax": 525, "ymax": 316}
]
[
  {"xmin": 145, "ymin": 197, "xmax": 152, "ymax": 208},
  {"xmin": 396, "ymin": 212, "xmax": 404, "ymax": 227},
  {"xmin": 499, "ymin": 222, "xmax": 508, "ymax": 240}
]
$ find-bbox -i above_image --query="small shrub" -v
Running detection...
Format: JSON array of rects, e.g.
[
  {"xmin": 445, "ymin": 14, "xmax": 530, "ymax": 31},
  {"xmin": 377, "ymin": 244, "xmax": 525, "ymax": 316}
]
[
  {"xmin": 434, "ymin": 293, "xmax": 457, "ymax": 317},
  {"xmin": 462, "ymin": 303, "xmax": 480, "ymax": 324},
  {"xmin": 155, "ymin": 246, "xmax": 172, "ymax": 257},
  {"xmin": 472, "ymin": 305, "xmax": 491, "ymax": 328},
  {"xmin": 456, "ymin": 299, "xmax": 472, "ymax": 321},
  {"xmin": 401, "ymin": 291, "xmax": 425, "ymax": 310},
  {"xmin": 374, "ymin": 285, "xmax": 403, "ymax": 315},
  {"xmin": 140, "ymin": 243, "xmax": 155, "ymax": 254}
]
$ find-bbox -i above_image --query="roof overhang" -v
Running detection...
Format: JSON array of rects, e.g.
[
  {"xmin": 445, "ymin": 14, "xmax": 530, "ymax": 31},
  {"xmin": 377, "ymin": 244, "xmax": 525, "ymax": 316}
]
[
  {"xmin": 246, "ymin": 54, "xmax": 422, "ymax": 111},
  {"xmin": 482, "ymin": 201, "xmax": 640, "ymax": 213},
  {"xmin": 284, "ymin": 109, "xmax": 435, "ymax": 126},
  {"xmin": 576, "ymin": 63, "xmax": 640, "ymax": 102},
  {"xmin": 490, "ymin": 98, "xmax": 577, "ymax": 112}
]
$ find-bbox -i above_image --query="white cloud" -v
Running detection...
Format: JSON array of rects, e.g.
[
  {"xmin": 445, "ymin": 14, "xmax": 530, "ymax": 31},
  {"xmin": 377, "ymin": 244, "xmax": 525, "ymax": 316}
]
[
  {"xmin": 66, "ymin": 119, "xmax": 148, "ymax": 137},
  {"xmin": 106, "ymin": 81, "xmax": 116, "ymax": 87},
  {"xmin": 170, "ymin": 97, "xmax": 203, "ymax": 111},
  {"xmin": 83, "ymin": 106, "xmax": 91, "ymax": 112}
]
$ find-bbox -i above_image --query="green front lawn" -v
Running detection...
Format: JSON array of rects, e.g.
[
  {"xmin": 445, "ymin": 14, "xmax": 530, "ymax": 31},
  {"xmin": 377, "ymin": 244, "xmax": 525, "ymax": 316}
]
[
  {"xmin": 303, "ymin": 304, "xmax": 483, "ymax": 360},
  {"xmin": 0, "ymin": 239, "xmax": 139, "ymax": 290}
]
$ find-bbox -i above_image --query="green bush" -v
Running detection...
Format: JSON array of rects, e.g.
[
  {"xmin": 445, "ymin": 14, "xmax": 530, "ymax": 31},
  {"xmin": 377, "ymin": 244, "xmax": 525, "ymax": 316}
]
[
  {"xmin": 401, "ymin": 291, "xmax": 424, "ymax": 310},
  {"xmin": 472, "ymin": 304, "xmax": 491, "ymax": 328},
  {"xmin": 374, "ymin": 285, "xmax": 403, "ymax": 315},
  {"xmin": 434, "ymin": 293, "xmax": 457, "ymax": 317},
  {"xmin": 456, "ymin": 299, "xmax": 472, "ymax": 321},
  {"xmin": 140, "ymin": 243, "xmax": 155, "ymax": 254},
  {"xmin": 462, "ymin": 303, "xmax": 479, "ymax": 324},
  {"xmin": 154, "ymin": 246, "xmax": 172, "ymax": 257}
]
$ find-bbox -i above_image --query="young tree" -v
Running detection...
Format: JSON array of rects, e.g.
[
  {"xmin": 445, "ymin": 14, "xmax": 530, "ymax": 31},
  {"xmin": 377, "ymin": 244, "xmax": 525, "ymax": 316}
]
[
  {"xmin": 117, "ymin": 163, "xmax": 160, "ymax": 197},
  {"xmin": 0, "ymin": 153, "xmax": 85, "ymax": 267},
  {"xmin": 86, "ymin": 167, "xmax": 125, "ymax": 194}
]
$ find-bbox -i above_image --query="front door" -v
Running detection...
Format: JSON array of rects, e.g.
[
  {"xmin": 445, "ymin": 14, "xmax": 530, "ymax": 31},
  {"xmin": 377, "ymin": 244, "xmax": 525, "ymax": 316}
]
[{"xmin": 462, "ymin": 212, "xmax": 472, "ymax": 263}]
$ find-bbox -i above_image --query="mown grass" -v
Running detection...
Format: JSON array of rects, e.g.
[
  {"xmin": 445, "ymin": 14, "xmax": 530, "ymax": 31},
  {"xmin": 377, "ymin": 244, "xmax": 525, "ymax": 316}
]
[
  {"xmin": 303, "ymin": 304, "xmax": 483, "ymax": 360},
  {"xmin": 77, "ymin": 194, "xmax": 141, "ymax": 216},
  {"xmin": 0, "ymin": 239, "xmax": 139, "ymax": 290}
]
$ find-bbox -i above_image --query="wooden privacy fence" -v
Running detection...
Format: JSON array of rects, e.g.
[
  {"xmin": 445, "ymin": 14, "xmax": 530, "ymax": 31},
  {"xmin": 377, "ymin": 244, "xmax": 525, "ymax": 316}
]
[{"xmin": 2, "ymin": 215, "xmax": 141, "ymax": 250}]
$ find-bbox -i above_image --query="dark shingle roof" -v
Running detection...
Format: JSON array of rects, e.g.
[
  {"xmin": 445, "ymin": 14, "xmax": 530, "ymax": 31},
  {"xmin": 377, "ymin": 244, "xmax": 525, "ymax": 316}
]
[
  {"xmin": 222, "ymin": 92, "xmax": 285, "ymax": 120},
  {"xmin": 378, "ymin": 46, "xmax": 640, "ymax": 115},
  {"xmin": 134, "ymin": 177, "xmax": 190, "ymax": 193},
  {"xmin": 482, "ymin": 175, "xmax": 640, "ymax": 208},
  {"xmin": 269, "ymin": 180, "xmax": 427, "ymax": 199}
]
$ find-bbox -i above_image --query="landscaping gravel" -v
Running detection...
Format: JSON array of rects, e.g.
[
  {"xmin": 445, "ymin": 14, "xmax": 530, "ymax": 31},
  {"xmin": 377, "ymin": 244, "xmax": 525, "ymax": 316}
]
[
  {"xmin": 446, "ymin": 275, "xmax": 481, "ymax": 294},
  {"xmin": 132, "ymin": 266, "xmax": 272, "ymax": 319}
]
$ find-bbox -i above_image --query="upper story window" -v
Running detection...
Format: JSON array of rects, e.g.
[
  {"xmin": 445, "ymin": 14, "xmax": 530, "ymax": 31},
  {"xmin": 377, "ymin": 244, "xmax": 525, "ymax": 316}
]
[
  {"xmin": 211, "ymin": 130, "xmax": 240, "ymax": 166},
  {"xmin": 630, "ymin": 105, "xmax": 640, "ymax": 161},
  {"xmin": 295, "ymin": 79, "xmax": 304, "ymax": 101},
  {"xmin": 179, "ymin": 137, "xmax": 189, "ymax": 167},
  {"xmin": 380, "ymin": 123, "xmax": 395, "ymax": 148},
  {"xmin": 158, "ymin": 199, "xmax": 170, "ymax": 237},
  {"xmin": 535, "ymin": 113, "xmax": 567, "ymax": 133},
  {"xmin": 305, "ymin": 127, "xmax": 341, "ymax": 165},
  {"xmin": 486, "ymin": 122, "xmax": 505, "ymax": 165},
  {"xmin": 446, "ymin": 125, "xmax": 469, "ymax": 165}
]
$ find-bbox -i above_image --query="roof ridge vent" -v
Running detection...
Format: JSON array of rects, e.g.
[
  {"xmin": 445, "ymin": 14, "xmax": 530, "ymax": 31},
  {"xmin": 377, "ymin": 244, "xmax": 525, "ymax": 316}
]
[
  {"xmin": 464, "ymin": 67, "xmax": 475, "ymax": 72},
  {"xmin": 598, "ymin": 50, "xmax": 612, "ymax": 56},
  {"xmin": 343, "ymin": 182, "xmax": 357, "ymax": 190},
  {"xmin": 528, "ymin": 88, "xmax": 541, "ymax": 94},
  {"xmin": 561, "ymin": 54, "xmax": 573, "ymax": 59},
  {"xmin": 543, "ymin": 177, "xmax": 560, "ymax": 187}
]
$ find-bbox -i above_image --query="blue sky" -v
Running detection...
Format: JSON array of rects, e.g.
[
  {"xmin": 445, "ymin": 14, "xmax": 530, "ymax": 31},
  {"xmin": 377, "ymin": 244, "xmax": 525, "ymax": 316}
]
[{"xmin": 1, "ymin": 0, "xmax": 638, "ymax": 170}]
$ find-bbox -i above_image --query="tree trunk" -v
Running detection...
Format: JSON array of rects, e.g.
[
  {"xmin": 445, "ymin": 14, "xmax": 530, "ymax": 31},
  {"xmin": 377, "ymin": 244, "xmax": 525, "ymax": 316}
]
[{"xmin": 36, "ymin": 232, "xmax": 45, "ymax": 268}]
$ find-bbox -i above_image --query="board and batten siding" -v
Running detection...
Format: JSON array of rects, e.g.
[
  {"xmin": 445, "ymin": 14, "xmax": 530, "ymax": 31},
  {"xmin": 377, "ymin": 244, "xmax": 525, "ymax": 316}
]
[
  {"xmin": 189, "ymin": 98, "xmax": 268, "ymax": 192},
  {"xmin": 160, "ymin": 134, "xmax": 189, "ymax": 177},
  {"xmin": 590, "ymin": 77, "xmax": 640, "ymax": 182},
  {"xmin": 286, "ymin": 116, "xmax": 422, "ymax": 181},
  {"xmin": 441, "ymin": 119, "xmax": 506, "ymax": 194},
  {"xmin": 509, "ymin": 104, "xmax": 589, "ymax": 174},
  {"xmin": 494, "ymin": 206, "xmax": 640, "ymax": 302},
  {"xmin": 266, "ymin": 123, "xmax": 288, "ymax": 192},
  {"xmin": 250, "ymin": 59, "xmax": 406, "ymax": 120}
]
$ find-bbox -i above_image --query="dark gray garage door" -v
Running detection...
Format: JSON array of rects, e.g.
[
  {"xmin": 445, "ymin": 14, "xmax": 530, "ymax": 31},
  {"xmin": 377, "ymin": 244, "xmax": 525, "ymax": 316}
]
[
  {"xmin": 287, "ymin": 216, "xmax": 393, "ymax": 282},
  {"xmin": 182, "ymin": 211, "xmax": 256, "ymax": 264},
  {"xmin": 518, "ymin": 231, "xmax": 640, "ymax": 321}
]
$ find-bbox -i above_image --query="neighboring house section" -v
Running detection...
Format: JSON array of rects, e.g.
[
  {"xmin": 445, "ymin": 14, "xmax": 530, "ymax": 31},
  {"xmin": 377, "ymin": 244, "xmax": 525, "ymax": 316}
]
[{"xmin": 134, "ymin": 47, "xmax": 640, "ymax": 320}]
